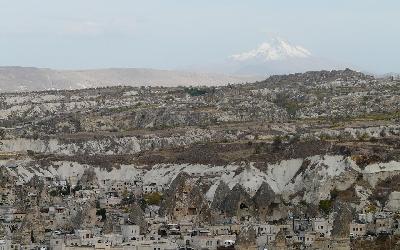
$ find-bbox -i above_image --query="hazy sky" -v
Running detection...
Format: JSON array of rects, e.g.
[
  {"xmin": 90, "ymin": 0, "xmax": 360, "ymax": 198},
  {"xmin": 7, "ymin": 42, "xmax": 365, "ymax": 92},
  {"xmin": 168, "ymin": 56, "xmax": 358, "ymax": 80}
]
[{"xmin": 0, "ymin": 0, "xmax": 399, "ymax": 73}]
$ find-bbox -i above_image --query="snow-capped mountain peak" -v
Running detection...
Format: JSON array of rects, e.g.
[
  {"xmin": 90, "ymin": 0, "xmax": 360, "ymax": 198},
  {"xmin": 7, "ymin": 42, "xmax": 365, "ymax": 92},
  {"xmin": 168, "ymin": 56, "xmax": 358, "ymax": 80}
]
[{"xmin": 230, "ymin": 38, "xmax": 312, "ymax": 62}]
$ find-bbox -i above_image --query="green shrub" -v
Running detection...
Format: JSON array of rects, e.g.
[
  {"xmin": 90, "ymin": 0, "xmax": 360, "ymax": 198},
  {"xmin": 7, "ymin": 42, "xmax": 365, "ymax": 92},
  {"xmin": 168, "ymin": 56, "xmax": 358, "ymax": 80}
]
[
  {"xmin": 319, "ymin": 200, "xmax": 333, "ymax": 214},
  {"xmin": 365, "ymin": 204, "xmax": 377, "ymax": 213},
  {"xmin": 358, "ymin": 132, "xmax": 370, "ymax": 141},
  {"xmin": 96, "ymin": 208, "xmax": 107, "ymax": 221},
  {"xmin": 49, "ymin": 190, "xmax": 58, "ymax": 197},
  {"xmin": 184, "ymin": 87, "xmax": 207, "ymax": 96},
  {"xmin": 144, "ymin": 192, "xmax": 163, "ymax": 205},
  {"xmin": 273, "ymin": 93, "xmax": 300, "ymax": 117}
]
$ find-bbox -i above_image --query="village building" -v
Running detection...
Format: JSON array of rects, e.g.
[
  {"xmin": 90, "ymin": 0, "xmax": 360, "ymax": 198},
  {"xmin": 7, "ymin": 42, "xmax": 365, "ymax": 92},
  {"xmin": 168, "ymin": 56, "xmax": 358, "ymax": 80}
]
[{"xmin": 349, "ymin": 222, "xmax": 367, "ymax": 238}]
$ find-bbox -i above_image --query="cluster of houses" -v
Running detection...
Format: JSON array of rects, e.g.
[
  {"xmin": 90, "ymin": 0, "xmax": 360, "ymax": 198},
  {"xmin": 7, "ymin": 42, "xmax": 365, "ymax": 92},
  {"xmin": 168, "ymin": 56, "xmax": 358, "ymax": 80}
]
[
  {"xmin": 1, "ymin": 211, "xmax": 400, "ymax": 249},
  {"xmin": 1, "ymin": 170, "xmax": 400, "ymax": 250}
]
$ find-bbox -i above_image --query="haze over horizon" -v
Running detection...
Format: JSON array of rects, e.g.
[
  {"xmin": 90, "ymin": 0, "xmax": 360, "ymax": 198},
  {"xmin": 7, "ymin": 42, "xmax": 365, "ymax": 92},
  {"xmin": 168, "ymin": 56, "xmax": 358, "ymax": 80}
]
[{"xmin": 0, "ymin": 0, "xmax": 399, "ymax": 74}]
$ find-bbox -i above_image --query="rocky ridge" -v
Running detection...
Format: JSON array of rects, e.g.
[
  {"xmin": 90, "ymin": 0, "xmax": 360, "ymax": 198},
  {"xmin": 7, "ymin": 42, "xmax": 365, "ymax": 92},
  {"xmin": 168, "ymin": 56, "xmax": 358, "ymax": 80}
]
[{"xmin": 1, "ymin": 69, "xmax": 400, "ymax": 247}]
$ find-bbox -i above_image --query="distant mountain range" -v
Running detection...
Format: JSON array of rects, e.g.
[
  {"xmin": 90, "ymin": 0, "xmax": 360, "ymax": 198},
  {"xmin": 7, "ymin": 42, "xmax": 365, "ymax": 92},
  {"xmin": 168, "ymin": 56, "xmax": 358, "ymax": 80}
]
[
  {"xmin": 0, "ymin": 67, "xmax": 262, "ymax": 92},
  {"xmin": 192, "ymin": 38, "xmax": 345, "ymax": 76},
  {"xmin": 0, "ymin": 39, "xmax": 356, "ymax": 93}
]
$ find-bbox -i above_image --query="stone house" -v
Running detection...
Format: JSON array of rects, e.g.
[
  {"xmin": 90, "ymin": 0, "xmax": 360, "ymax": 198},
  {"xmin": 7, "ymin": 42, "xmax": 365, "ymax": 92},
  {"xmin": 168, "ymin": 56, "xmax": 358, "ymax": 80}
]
[
  {"xmin": 207, "ymin": 225, "xmax": 231, "ymax": 236},
  {"xmin": 102, "ymin": 233, "xmax": 124, "ymax": 246},
  {"xmin": 349, "ymin": 222, "xmax": 366, "ymax": 238},
  {"xmin": 121, "ymin": 238, "xmax": 177, "ymax": 250},
  {"xmin": 375, "ymin": 217, "xmax": 393, "ymax": 234},
  {"xmin": 189, "ymin": 235, "xmax": 234, "ymax": 250},
  {"xmin": 292, "ymin": 218, "xmax": 312, "ymax": 233},
  {"xmin": 99, "ymin": 196, "xmax": 122, "ymax": 208},
  {"xmin": 49, "ymin": 238, "xmax": 64, "ymax": 250},
  {"xmin": 0, "ymin": 240, "xmax": 11, "ymax": 250},
  {"xmin": 254, "ymin": 223, "xmax": 279, "ymax": 236},
  {"xmin": 143, "ymin": 183, "xmax": 158, "ymax": 194},
  {"xmin": 120, "ymin": 224, "xmax": 140, "ymax": 242},
  {"xmin": 74, "ymin": 229, "xmax": 97, "ymax": 246},
  {"xmin": 303, "ymin": 231, "xmax": 317, "ymax": 246},
  {"xmin": 178, "ymin": 222, "xmax": 193, "ymax": 234},
  {"xmin": 311, "ymin": 218, "xmax": 332, "ymax": 237}
]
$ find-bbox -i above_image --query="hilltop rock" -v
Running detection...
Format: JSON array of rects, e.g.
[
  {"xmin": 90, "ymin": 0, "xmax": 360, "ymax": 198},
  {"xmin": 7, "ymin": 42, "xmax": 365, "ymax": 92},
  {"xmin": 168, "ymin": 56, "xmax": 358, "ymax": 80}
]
[
  {"xmin": 211, "ymin": 181, "xmax": 231, "ymax": 210},
  {"xmin": 12, "ymin": 207, "xmax": 46, "ymax": 244},
  {"xmin": 220, "ymin": 184, "xmax": 255, "ymax": 220},
  {"xmin": 331, "ymin": 201, "xmax": 356, "ymax": 238},
  {"xmin": 253, "ymin": 181, "xmax": 276, "ymax": 220},
  {"xmin": 128, "ymin": 203, "xmax": 148, "ymax": 234},
  {"xmin": 159, "ymin": 172, "xmax": 211, "ymax": 223}
]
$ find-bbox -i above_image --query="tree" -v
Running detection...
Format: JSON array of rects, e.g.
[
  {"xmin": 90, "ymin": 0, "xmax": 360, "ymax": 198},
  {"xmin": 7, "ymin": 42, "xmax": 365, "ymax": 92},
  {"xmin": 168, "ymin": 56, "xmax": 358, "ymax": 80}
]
[
  {"xmin": 184, "ymin": 87, "xmax": 207, "ymax": 96},
  {"xmin": 96, "ymin": 208, "xmax": 107, "ymax": 221},
  {"xmin": 144, "ymin": 192, "xmax": 163, "ymax": 205},
  {"xmin": 319, "ymin": 200, "xmax": 332, "ymax": 214}
]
